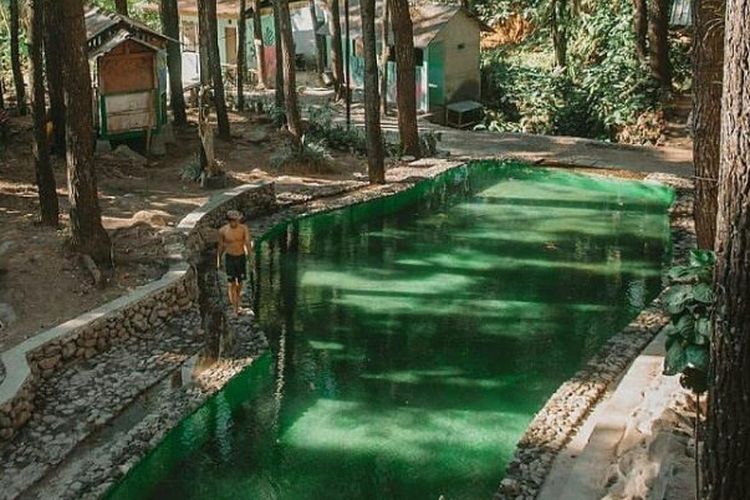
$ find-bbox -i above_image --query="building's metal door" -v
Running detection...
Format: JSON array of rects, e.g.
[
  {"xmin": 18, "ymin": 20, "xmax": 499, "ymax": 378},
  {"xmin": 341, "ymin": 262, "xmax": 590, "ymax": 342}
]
[{"xmin": 427, "ymin": 41, "xmax": 444, "ymax": 112}]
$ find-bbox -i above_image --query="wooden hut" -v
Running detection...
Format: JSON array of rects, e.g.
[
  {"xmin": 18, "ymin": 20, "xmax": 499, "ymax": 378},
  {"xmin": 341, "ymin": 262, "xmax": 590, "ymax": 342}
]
[
  {"xmin": 85, "ymin": 8, "xmax": 172, "ymax": 146},
  {"xmin": 318, "ymin": 2, "xmax": 489, "ymax": 125}
]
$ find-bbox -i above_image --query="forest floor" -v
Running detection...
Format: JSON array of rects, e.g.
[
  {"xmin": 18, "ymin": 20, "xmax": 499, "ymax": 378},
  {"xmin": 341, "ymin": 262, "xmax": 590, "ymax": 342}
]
[{"xmin": 0, "ymin": 87, "xmax": 693, "ymax": 352}]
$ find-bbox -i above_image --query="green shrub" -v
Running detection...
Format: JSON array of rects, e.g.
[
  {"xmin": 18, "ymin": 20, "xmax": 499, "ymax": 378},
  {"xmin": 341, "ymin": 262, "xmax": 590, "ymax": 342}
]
[
  {"xmin": 663, "ymin": 249, "xmax": 715, "ymax": 394},
  {"xmin": 270, "ymin": 136, "xmax": 333, "ymax": 172},
  {"xmin": 478, "ymin": 0, "xmax": 676, "ymax": 144}
]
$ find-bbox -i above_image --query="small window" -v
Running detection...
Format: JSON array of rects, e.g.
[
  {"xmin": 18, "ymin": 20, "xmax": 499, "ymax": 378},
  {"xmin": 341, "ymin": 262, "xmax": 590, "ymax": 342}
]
[{"xmin": 457, "ymin": 43, "xmax": 465, "ymax": 50}]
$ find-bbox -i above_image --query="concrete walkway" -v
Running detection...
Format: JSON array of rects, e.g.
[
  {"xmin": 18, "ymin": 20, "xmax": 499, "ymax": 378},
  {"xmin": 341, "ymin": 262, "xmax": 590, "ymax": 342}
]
[
  {"xmin": 306, "ymin": 96, "xmax": 694, "ymax": 176},
  {"xmin": 538, "ymin": 332, "xmax": 693, "ymax": 500},
  {"xmin": 248, "ymin": 88, "xmax": 693, "ymax": 176}
]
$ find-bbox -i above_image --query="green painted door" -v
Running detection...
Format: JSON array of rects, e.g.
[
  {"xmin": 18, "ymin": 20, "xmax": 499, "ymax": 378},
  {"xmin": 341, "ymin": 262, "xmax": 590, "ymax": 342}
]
[{"xmin": 427, "ymin": 42, "xmax": 445, "ymax": 111}]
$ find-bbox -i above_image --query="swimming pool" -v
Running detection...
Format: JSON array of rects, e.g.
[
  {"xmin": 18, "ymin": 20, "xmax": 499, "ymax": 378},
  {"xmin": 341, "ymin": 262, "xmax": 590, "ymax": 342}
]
[{"xmin": 108, "ymin": 161, "xmax": 674, "ymax": 499}]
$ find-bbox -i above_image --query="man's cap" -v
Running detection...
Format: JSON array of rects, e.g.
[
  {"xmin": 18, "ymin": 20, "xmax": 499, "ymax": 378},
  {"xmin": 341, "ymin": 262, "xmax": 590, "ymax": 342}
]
[{"xmin": 226, "ymin": 209, "xmax": 242, "ymax": 220}]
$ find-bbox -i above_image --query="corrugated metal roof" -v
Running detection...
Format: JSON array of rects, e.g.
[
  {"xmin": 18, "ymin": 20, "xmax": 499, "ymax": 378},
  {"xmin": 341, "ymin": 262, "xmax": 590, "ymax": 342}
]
[{"xmin": 670, "ymin": 0, "xmax": 692, "ymax": 27}]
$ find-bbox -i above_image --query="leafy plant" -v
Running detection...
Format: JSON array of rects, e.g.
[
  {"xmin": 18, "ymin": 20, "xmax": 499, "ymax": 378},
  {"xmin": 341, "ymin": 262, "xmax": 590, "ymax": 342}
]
[
  {"xmin": 662, "ymin": 249, "xmax": 715, "ymax": 394},
  {"xmin": 180, "ymin": 155, "xmax": 202, "ymax": 182},
  {"xmin": 270, "ymin": 135, "xmax": 333, "ymax": 172}
]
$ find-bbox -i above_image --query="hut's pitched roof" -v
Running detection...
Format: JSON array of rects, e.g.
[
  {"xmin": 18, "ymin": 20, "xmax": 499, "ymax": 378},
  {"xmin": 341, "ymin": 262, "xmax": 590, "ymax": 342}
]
[
  {"xmin": 84, "ymin": 7, "xmax": 175, "ymax": 58},
  {"xmin": 84, "ymin": 7, "xmax": 171, "ymax": 42},
  {"xmin": 317, "ymin": 2, "xmax": 489, "ymax": 48}
]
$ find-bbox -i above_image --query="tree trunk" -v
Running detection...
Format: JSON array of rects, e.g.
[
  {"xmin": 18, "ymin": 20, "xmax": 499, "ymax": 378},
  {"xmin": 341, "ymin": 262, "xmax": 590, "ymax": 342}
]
[
  {"xmin": 330, "ymin": 0, "xmax": 345, "ymax": 99},
  {"xmin": 647, "ymin": 0, "xmax": 671, "ymax": 92},
  {"xmin": 252, "ymin": 0, "xmax": 267, "ymax": 87},
  {"xmin": 277, "ymin": 0, "xmax": 302, "ymax": 150},
  {"xmin": 360, "ymin": 0, "xmax": 385, "ymax": 184},
  {"xmin": 272, "ymin": 0, "xmax": 285, "ymax": 112},
  {"xmin": 692, "ymin": 0, "xmax": 724, "ymax": 250},
  {"xmin": 60, "ymin": 0, "xmax": 112, "ymax": 265},
  {"xmin": 160, "ymin": 0, "xmax": 188, "ymax": 125},
  {"xmin": 550, "ymin": 0, "xmax": 568, "ymax": 68},
  {"xmin": 380, "ymin": 0, "xmax": 389, "ymax": 114},
  {"xmin": 308, "ymin": 0, "xmax": 324, "ymax": 80},
  {"xmin": 199, "ymin": 0, "xmax": 231, "ymax": 139},
  {"xmin": 390, "ymin": 0, "xmax": 420, "ymax": 158},
  {"xmin": 633, "ymin": 0, "xmax": 648, "ymax": 62},
  {"xmin": 114, "ymin": 0, "xmax": 128, "ymax": 15},
  {"xmin": 28, "ymin": 0, "xmax": 58, "ymax": 226},
  {"xmin": 10, "ymin": 0, "xmax": 26, "ymax": 115},
  {"xmin": 44, "ymin": 0, "xmax": 66, "ymax": 155},
  {"xmin": 706, "ymin": 1, "xmax": 750, "ymax": 496},
  {"xmin": 198, "ymin": 0, "xmax": 210, "ymax": 84},
  {"xmin": 237, "ymin": 0, "xmax": 247, "ymax": 110}
]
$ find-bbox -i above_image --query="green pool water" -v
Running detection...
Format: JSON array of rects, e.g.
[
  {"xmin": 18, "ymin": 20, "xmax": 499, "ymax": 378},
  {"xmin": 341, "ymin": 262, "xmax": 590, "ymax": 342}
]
[{"xmin": 108, "ymin": 162, "xmax": 674, "ymax": 500}]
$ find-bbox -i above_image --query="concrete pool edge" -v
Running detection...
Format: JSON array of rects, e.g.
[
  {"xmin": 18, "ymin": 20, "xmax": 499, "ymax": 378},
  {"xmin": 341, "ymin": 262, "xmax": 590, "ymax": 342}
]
[{"xmin": 495, "ymin": 172, "xmax": 695, "ymax": 500}]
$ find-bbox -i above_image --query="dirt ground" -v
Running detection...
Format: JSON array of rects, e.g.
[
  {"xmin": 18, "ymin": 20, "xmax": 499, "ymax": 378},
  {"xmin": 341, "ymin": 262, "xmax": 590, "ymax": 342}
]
[{"xmin": 0, "ymin": 105, "xmax": 368, "ymax": 351}]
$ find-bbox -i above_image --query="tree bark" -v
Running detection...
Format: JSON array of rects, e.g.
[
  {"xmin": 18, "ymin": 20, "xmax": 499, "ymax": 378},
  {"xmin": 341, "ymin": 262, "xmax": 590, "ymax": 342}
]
[
  {"xmin": 360, "ymin": 0, "xmax": 385, "ymax": 183},
  {"xmin": 330, "ymin": 0, "xmax": 345, "ymax": 99},
  {"xmin": 390, "ymin": 0, "xmax": 420, "ymax": 158},
  {"xmin": 160, "ymin": 0, "xmax": 188, "ymax": 125},
  {"xmin": 550, "ymin": 0, "xmax": 568, "ymax": 68},
  {"xmin": 277, "ymin": 0, "xmax": 302, "ymax": 150},
  {"xmin": 28, "ymin": 0, "xmax": 58, "ymax": 226},
  {"xmin": 692, "ymin": 0, "xmax": 724, "ymax": 250},
  {"xmin": 114, "ymin": 0, "xmax": 128, "ymax": 15},
  {"xmin": 706, "ymin": 1, "xmax": 750, "ymax": 496},
  {"xmin": 252, "ymin": 0, "xmax": 267, "ymax": 87},
  {"xmin": 60, "ymin": 0, "xmax": 112, "ymax": 265},
  {"xmin": 308, "ymin": 0, "xmax": 324, "ymax": 80},
  {"xmin": 272, "ymin": 0, "xmax": 285, "ymax": 111},
  {"xmin": 10, "ymin": 0, "xmax": 26, "ymax": 115},
  {"xmin": 198, "ymin": 0, "xmax": 210, "ymax": 84},
  {"xmin": 44, "ymin": 0, "xmax": 66, "ymax": 155},
  {"xmin": 647, "ymin": 0, "xmax": 671, "ymax": 92},
  {"xmin": 380, "ymin": 0, "xmax": 389, "ymax": 114},
  {"xmin": 199, "ymin": 0, "xmax": 231, "ymax": 139},
  {"xmin": 633, "ymin": 0, "xmax": 648, "ymax": 62},
  {"xmin": 237, "ymin": 0, "xmax": 247, "ymax": 110}
]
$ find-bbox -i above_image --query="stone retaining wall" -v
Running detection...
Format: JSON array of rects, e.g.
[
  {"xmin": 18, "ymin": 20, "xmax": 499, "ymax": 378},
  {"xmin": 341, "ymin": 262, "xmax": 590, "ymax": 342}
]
[
  {"xmin": 0, "ymin": 182, "xmax": 277, "ymax": 444},
  {"xmin": 496, "ymin": 173, "xmax": 695, "ymax": 500}
]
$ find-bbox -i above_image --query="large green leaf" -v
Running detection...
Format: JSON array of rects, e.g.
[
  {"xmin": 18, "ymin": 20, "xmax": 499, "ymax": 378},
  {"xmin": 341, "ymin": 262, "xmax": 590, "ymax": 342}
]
[
  {"xmin": 663, "ymin": 284, "xmax": 694, "ymax": 314},
  {"xmin": 664, "ymin": 342, "xmax": 687, "ymax": 376},
  {"xmin": 692, "ymin": 283, "xmax": 714, "ymax": 304},
  {"xmin": 690, "ymin": 249, "xmax": 716, "ymax": 268},
  {"xmin": 673, "ymin": 314, "xmax": 694, "ymax": 337},
  {"xmin": 694, "ymin": 317, "xmax": 711, "ymax": 344},
  {"xmin": 685, "ymin": 345, "xmax": 709, "ymax": 372}
]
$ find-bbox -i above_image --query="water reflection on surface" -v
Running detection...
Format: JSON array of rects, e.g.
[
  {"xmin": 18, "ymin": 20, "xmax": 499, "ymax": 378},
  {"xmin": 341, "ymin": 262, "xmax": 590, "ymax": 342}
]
[{"xmin": 109, "ymin": 163, "xmax": 674, "ymax": 500}]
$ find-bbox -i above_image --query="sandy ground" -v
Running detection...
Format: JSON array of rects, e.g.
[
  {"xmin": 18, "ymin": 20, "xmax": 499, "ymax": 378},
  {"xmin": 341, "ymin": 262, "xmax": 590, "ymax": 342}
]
[{"xmin": 0, "ymin": 105, "xmax": 368, "ymax": 351}]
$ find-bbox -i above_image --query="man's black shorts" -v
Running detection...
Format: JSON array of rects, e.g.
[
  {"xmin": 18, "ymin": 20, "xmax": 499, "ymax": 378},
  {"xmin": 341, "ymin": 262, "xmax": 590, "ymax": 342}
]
[{"xmin": 225, "ymin": 254, "xmax": 247, "ymax": 283}]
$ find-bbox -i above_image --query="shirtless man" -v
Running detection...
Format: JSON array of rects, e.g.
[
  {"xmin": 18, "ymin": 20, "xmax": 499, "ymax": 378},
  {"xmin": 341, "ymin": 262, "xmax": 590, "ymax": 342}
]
[{"xmin": 217, "ymin": 210, "xmax": 253, "ymax": 315}]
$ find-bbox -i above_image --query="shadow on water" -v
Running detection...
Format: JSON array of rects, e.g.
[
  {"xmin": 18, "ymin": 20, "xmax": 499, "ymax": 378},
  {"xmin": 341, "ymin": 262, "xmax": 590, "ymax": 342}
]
[{"xmin": 107, "ymin": 161, "xmax": 674, "ymax": 500}]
